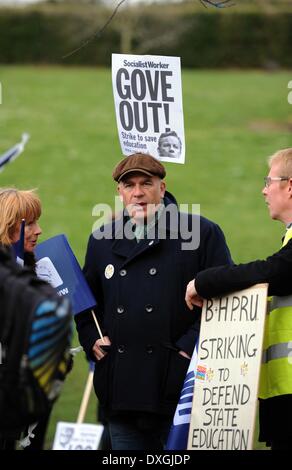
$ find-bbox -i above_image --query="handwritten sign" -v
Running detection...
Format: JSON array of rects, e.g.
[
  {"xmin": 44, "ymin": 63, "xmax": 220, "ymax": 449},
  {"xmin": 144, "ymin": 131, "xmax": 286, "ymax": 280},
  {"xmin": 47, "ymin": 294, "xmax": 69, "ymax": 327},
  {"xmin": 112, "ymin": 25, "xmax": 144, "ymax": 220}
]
[
  {"xmin": 112, "ymin": 53, "xmax": 185, "ymax": 164},
  {"xmin": 187, "ymin": 284, "xmax": 268, "ymax": 450}
]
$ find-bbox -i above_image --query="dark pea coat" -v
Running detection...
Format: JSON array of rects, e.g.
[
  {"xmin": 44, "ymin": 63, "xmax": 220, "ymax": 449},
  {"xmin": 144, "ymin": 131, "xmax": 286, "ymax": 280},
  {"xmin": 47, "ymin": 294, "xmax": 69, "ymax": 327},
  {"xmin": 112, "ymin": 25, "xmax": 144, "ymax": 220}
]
[{"xmin": 75, "ymin": 192, "xmax": 232, "ymax": 417}]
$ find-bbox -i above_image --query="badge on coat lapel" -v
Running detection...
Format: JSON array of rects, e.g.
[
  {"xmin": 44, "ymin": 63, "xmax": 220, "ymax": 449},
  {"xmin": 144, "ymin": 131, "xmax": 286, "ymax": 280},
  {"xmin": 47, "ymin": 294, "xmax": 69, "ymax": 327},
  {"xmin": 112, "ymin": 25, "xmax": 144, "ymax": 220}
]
[{"xmin": 105, "ymin": 264, "xmax": 114, "ymax": 279}]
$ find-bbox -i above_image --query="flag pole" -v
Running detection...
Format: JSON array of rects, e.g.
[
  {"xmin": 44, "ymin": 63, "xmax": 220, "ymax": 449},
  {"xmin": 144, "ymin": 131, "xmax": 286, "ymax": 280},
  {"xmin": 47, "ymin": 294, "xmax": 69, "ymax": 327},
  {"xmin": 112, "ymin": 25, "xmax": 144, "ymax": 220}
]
[
  {"xmin": 76, "ymin": 310, "xmax": 106, "ymax": 423},
  {"xmin": 91, "ymin": 309, "xmax": 106, "ymax": 344},
  {"xmin": 76, "ymin": 369, "xmax": 94, "ymax": 424},
  {"xmin": 0, "ymin": 133, "xmax": 30, "ymax": 172}
]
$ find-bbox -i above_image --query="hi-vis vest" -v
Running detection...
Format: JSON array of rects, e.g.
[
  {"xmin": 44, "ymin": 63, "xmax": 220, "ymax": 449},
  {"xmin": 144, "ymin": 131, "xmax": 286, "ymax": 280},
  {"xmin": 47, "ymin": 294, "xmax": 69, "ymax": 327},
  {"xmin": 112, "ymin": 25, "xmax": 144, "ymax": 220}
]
[{"xmin": 259, "ymin": 227, "xmax": 292, "ymax": 399}]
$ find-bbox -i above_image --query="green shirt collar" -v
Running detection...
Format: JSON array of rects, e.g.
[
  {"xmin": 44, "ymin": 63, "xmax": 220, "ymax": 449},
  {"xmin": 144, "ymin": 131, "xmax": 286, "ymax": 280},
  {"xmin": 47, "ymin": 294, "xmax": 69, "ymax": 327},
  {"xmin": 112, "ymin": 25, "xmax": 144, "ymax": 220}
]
[{"xmin": 133, "ymin": 202, "xmax": 165, "ymax": 242}]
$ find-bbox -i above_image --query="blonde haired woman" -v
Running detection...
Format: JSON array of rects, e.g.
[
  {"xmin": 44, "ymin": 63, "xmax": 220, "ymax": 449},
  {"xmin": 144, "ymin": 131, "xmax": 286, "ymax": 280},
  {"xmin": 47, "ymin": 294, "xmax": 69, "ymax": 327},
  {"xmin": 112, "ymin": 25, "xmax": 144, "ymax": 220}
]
[
  {"xmin": 0, "ymin": 188, "xmax": 43, "ymax": 449},
  {"xmin": 0, "ymin": 188, "xmax": 42, "ymax": 267}
]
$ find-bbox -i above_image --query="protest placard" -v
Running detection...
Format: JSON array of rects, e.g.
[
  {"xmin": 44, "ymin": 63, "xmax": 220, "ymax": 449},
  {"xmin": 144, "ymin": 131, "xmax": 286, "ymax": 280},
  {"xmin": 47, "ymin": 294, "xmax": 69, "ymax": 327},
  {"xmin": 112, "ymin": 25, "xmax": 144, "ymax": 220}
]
[
  {"xmin": 187, "ymin": 284, "xmax": 268, "ymax": 450},
  {"xmin": 112, "ymin": 53, "xmax": 185, "ymax": 163},
  {"xmin": 52, "ymin": 422, "xmax": 104, "ymax": 450}
]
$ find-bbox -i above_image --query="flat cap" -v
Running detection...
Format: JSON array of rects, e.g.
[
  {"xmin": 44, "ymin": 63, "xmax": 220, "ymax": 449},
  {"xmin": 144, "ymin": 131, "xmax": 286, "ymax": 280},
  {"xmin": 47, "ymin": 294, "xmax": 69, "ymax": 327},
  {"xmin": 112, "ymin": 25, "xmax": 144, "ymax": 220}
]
[{"xmin": 113, "ymin": 153, "xmax": 166, "ymax": 182}]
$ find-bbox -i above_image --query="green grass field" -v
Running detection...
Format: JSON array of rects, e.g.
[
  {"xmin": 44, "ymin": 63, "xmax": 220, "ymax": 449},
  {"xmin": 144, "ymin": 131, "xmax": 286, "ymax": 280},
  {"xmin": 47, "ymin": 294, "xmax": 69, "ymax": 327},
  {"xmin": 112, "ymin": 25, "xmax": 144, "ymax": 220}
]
[{"xmin": 0, "ymin": 66, "xmax": 291, "ymax": 449}]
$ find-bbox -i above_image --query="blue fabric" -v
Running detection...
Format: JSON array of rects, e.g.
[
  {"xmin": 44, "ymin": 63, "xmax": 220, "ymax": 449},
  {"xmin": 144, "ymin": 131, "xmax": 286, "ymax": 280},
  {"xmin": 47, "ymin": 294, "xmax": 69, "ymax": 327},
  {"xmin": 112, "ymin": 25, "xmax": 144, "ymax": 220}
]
[
  {"xmin": 0, "ymin": 134, "xmax": 29, "ymax": 172},
  {"xmin": 166, "ymin": 340, "xmax": 199, "ymax": 450},
  {"xmin": 35, "ymin": 234, "xmax": 96, "ymax": 315}
]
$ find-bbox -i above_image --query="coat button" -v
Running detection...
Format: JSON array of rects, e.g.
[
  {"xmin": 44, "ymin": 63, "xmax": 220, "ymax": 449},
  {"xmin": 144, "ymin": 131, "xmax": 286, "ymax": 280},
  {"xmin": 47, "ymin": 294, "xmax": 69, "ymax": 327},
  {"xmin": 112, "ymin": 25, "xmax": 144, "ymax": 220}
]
[
  {"xmin": 146, "ymin": 345, "xmax": 153, "ymax": 354},
  {"xmin": 118, "ymin": 345, "xmax": 125, "ymax": 353},
  {"xmin": 149, "ymin": 267, "xmax": 157, "ymax": 276},
  {"xmin": 119, "ymin": 269, "xmax": 127, "ymax": 277},
  {"xmin": 145, "ymin": 304, "xmax": 154, "ymax": 313},
  {"xmin": 117, "ymin": 306, "xmax": 125, "ymax": 314}
]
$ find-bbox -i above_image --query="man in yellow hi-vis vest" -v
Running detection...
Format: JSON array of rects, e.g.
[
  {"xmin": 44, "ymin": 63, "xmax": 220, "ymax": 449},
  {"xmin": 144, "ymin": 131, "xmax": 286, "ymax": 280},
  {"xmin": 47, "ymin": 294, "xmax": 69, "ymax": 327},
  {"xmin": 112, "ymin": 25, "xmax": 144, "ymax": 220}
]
[{"xmin": 185, "ymin": 147, "xmax": 292, "ymax": 450}]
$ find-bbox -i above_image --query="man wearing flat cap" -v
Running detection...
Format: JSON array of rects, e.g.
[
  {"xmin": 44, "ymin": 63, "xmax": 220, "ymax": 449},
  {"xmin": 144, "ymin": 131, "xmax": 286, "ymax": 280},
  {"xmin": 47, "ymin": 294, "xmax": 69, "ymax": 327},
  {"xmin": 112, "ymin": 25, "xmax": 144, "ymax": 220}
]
[{"xmin": 76, "ymin": 153, "xmax": 232, "ymax": 450}]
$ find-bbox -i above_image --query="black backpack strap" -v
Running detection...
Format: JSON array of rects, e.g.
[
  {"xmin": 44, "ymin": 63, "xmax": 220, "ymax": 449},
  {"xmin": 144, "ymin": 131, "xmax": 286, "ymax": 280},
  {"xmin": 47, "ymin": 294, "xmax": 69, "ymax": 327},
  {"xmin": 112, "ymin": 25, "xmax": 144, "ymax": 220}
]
[{"xmin": 1, "ymin": 269, "xmax": 31, "ymax": 377}]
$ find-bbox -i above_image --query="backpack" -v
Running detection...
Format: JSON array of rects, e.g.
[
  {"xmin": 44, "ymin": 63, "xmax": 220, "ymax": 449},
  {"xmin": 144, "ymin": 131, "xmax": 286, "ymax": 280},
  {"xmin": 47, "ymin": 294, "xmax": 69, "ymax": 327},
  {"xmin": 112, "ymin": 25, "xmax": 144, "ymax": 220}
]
[{"xmin": 0, "ymin": 247, "xmax": 72, "ymax": 436}]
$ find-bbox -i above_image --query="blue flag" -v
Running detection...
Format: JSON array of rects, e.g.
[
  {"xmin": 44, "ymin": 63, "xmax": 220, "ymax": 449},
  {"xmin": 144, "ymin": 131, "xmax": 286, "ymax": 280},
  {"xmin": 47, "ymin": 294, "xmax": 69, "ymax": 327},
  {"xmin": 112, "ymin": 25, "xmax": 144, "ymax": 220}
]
[
  {"xmin": 165, "ymin": 340, "xmax": 199, "ymax": 450},
  {"xmin": 89, "ymin": 360, "xmax": 96, "ymax": 372},
  {"xmin": 0, "ymin": 133, "xmax": 30, "ymax": 172},
  {"xmin": 35, "ymin": 234, "xmax": 96, "ymax": 315},
  {"xmin": 12, "ymin": 219, "xmax": 25, "ymax": 267}
]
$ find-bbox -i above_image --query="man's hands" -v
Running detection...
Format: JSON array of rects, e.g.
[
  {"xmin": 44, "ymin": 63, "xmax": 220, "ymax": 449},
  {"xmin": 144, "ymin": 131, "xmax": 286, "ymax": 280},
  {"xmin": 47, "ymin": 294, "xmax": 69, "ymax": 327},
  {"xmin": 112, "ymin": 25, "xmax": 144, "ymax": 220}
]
[
  {"xmin": 178, "ymin": 350, "xmax": 191, "ymax": 360},
  {"xmin": 93, "ymin": 337, "xmax": 191, "ymax": 361},
  {"xmin": 185, "ymin": 279, "xmax": 204, "ymax": 310},
  {"xmin": 91, "ymin": 280, "xmax": 204, "ymax": 363},
  {"xmin": 91, "ymin": 281, "xmax": 204, "ymax": 363},
  {"xmin": 92, "ymin": 335, "xmax": 111, "ymax": 361}
]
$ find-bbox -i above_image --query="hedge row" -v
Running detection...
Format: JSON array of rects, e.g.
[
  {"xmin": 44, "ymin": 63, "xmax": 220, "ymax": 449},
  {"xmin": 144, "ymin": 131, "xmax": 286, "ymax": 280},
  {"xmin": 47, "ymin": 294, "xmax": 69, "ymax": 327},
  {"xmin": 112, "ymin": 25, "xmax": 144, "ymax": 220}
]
[{"xmin": 0, "ymin": 7, "xmax": 292, "ymax": 68}]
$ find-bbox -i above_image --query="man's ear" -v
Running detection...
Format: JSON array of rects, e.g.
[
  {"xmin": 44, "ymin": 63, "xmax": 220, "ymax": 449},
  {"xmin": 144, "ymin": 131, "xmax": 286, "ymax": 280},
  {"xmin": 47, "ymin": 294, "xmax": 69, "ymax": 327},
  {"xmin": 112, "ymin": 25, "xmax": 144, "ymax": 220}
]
[
  {"xmin": 160, "ymin": 181, "xmax": 166, "ymax": 197},
  {"xmin": 117, "ymin": 184, "xmax": 123, "ymax": 202}
]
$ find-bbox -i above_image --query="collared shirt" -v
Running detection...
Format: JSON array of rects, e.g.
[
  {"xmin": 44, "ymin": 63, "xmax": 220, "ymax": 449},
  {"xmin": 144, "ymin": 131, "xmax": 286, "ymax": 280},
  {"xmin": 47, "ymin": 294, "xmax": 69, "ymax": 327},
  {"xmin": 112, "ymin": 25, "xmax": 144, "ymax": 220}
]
[
  {"xmin": 133, "ymin": 202, "xmax": 165, "ymax": 242},
  {"xmin": 282, "ymin": 222, "xmax": 292, "ymax": 245}
]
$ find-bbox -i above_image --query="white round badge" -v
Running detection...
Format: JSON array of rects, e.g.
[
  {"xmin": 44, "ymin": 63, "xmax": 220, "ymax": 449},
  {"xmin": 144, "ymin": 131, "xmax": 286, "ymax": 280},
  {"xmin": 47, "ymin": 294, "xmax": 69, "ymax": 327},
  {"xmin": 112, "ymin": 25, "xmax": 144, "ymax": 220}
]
[{"xmin": 105, "ymin": 264, "xmax": 114, "ymax": 279}]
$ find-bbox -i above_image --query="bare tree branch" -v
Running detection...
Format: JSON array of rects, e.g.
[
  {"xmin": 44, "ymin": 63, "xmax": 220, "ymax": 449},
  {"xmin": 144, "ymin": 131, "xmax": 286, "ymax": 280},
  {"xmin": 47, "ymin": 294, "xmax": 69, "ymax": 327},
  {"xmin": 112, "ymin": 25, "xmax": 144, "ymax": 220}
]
[
  {"xmin": 63, "ymin": 0, "xmax": 127, "ymax": 59},
  {"xmin": 63, "ymin": 0, "xmax": 236, "ymax": 59},
  {"xmin": 199, "ymin": 0, "xmax": 235, "ymax": 7}
]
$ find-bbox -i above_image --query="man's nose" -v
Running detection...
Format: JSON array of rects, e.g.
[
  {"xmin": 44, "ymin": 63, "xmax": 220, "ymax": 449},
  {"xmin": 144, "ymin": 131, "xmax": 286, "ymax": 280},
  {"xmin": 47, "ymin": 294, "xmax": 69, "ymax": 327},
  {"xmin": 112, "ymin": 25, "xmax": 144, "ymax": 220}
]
[
  {"xmin": 262, "ymin": 186, "xmax": 267, "ymax": 196},
  {"xmin": 132, "ymin": 184, "xmax": 144, "ymax": 196}
]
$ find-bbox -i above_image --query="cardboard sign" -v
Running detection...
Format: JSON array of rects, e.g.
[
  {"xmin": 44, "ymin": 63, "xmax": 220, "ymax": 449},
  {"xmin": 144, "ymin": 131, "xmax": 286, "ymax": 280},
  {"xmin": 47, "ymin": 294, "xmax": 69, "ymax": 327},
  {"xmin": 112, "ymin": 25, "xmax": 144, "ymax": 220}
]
[
  {"xmin": 187, "ymin": 284, "xmax": 268, "ymax": 450},
  {"xmin": 52, "ymin": 422, "xmax": 104, "ymax": 450},
  {"xmin": 112, "ymin": 53, "xmax": 185, "ymax": 163}
]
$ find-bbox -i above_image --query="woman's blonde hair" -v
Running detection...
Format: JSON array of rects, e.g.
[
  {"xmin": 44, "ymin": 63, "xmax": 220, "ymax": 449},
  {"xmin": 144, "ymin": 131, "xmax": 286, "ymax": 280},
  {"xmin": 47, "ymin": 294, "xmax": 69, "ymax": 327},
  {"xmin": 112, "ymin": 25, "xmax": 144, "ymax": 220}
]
[{"xmin": 0, "ymin": 188, "xmax": 41, "ymax": 245}]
